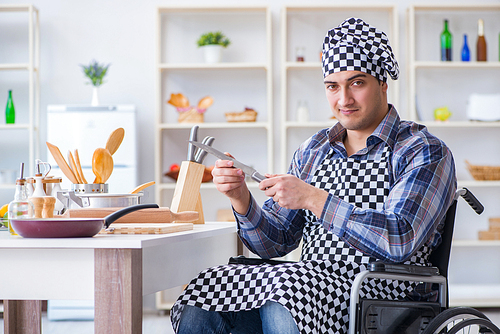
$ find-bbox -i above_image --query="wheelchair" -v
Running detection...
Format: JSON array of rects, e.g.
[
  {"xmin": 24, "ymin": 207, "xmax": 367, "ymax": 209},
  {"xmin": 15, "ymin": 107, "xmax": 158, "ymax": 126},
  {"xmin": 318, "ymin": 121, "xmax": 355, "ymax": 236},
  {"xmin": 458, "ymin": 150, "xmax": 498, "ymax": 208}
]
[{"xmin": 349, "ymin": 188, "xmax": 500, "ymax": 334}]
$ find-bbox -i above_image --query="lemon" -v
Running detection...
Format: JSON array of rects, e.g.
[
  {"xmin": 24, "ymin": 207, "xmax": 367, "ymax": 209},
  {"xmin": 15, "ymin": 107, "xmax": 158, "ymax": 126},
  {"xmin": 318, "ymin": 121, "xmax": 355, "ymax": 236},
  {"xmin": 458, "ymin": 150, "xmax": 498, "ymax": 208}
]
[
  {"xmin": 2, "ymin": 212, "xmax": 8, "ymax": 228},
  {"xmin": 0, "ymin": 204, "xmax": 8, "ymax": 217}
]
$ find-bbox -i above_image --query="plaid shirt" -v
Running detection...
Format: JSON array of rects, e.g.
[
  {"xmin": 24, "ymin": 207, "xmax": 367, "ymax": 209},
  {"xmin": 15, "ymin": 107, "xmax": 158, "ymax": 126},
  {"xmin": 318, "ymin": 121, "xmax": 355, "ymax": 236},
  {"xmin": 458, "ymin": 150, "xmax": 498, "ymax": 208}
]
[{"xmin": 235, "ymin": 105, "xmax": 457, "ymax": 263}]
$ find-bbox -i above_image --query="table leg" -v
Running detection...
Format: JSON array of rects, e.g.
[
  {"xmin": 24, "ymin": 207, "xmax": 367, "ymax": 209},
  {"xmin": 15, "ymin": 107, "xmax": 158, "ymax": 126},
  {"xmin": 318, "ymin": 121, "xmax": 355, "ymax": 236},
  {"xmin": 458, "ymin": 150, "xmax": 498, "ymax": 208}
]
[
  {"xmin": 3, "ymin": 300, "xmax": 42, "ymax": 334},
  {"xmin": 94, "ymin": 248, "xmax": 142, "ymax": 334}
]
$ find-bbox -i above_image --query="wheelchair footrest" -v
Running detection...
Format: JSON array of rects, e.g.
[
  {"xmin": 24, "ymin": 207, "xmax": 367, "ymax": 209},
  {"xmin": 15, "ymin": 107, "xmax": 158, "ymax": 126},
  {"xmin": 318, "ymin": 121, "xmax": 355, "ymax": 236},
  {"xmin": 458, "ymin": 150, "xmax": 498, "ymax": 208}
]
[{"xmin": 358, "ymin": 299, "xmax": 441, "ymax": 334}]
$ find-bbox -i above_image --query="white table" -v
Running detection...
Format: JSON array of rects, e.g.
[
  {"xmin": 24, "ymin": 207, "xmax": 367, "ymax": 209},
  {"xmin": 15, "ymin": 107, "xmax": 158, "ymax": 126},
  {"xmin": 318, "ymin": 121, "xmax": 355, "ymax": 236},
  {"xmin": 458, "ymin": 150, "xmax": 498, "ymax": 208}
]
[{"xmin": 0, "ymin": 222, "xmax": 237, "ymax": 333}]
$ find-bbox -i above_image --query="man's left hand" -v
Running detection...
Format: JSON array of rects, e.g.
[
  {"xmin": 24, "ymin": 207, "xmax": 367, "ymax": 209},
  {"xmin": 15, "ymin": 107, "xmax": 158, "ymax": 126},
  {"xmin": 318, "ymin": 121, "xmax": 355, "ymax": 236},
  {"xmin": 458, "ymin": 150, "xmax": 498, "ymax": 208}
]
[{"xmin": 259, "ymin": 174, "xmax": 328, "ymax": 217}]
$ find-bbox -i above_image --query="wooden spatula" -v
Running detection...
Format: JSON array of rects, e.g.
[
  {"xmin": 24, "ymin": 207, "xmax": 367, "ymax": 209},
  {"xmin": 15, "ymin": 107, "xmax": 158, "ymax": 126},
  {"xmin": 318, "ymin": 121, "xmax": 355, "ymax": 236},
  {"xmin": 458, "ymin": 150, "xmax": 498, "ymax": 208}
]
[
  {"xmin": 92, "ymin": 148, "xmax": 113, "ymax": 184},
  {"xmin": 105, "ymin": 128, "xmax": 125, "ymax": 155},
  {"xmin": 46, "ymin": 142, "xmax": 79, "ymax": 184}
]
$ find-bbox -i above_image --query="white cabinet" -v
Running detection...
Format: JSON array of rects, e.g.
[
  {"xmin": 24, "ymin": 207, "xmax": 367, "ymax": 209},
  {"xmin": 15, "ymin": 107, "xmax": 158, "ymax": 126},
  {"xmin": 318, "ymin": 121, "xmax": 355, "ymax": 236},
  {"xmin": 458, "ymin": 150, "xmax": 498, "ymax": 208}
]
[
  {"xmin": 154, "ymin": 6, "xmax": 273, "ymax": 220},
  {"xmin": 0, "ymin": 4, "xmax": 40, "ymax": 197},
  {"xmin": 408, "ymin": 4, "xmax": 500, "ymax": 307},
  {"xmin": 280, "ymin": 5, "xmax": 399, "ymax": 172}
]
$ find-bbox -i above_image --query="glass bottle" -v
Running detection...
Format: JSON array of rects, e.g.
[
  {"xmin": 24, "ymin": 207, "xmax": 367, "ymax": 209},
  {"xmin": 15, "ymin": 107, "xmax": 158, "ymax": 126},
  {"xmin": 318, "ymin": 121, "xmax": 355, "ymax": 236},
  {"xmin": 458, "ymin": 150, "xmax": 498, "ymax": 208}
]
[
  {"xmin": 295, "ymin": 47, "xmax": 305, "ymax": 62},
  {"xmin": 440, "ymin": 19, "xmax": 452, "ymax": 61},
  {"xmin": 5, "ymin": 90, "xmax": 15, "ymax": 124},
  {"xmin": 7, "ymin": 164, "xmax": 34, "ymax": 235},
  {"xmin": 297, "ymin": 100, "xmax": 310, "ymax": 122},
  {"xmin": 461, "ymin": 34, "xmax": 470, "ymax": 61},
  {"xmin": 476, "ymin": 19, "xmax": 487, "ymax": 61}
]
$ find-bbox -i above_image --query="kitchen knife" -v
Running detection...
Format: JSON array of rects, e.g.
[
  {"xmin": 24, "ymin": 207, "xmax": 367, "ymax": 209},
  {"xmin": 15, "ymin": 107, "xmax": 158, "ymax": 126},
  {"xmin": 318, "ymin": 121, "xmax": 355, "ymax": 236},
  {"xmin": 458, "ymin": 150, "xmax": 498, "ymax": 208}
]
[
  {"xmin": 187, "ymin": 125, "xmax": 199, "ymax": 162},
  {"xmin": 195, "ymin": 136, "xmax": 215, "ymax": 164},
  {"xmin": 189, "ymin": 141, "xmax": 265, "ymax": 183}
]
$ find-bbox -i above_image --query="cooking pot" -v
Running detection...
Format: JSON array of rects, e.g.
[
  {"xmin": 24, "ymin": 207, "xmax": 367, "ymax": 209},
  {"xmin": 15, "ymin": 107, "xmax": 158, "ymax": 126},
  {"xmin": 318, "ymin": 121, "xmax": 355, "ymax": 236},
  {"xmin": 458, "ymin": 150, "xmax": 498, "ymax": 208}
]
[
  {"xmin": 10, "ymin": 203, "xmax": 159, "ymax": 238},
  {"xmin": 57, "ymin": 191, "xmax": 143, "ymax": 209}
]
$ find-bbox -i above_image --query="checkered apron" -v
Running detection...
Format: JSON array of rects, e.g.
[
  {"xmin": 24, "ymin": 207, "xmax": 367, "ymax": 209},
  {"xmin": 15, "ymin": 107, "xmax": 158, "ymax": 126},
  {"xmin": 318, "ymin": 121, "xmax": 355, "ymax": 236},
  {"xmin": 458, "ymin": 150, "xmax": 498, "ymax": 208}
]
[{"xmin": 171, "ymin": 146, "xmax": 431, "ymax": 333}]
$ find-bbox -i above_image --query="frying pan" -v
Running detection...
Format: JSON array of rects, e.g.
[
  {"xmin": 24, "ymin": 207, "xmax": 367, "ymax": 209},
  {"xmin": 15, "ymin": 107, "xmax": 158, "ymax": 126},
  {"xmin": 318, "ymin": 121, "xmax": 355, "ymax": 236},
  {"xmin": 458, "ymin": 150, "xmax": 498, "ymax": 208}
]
[{"xmin": 10, "ymin": 203, "xmax": 159, "ymax": 238}]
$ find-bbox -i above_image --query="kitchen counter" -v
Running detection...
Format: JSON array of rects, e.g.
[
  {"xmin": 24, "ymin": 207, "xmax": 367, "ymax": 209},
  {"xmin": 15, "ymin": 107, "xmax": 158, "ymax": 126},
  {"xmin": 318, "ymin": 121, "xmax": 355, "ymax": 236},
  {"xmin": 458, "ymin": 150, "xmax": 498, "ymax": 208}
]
[{"xmin": 0, "ymin": 221, "xmax": 238, "ymax": 333}]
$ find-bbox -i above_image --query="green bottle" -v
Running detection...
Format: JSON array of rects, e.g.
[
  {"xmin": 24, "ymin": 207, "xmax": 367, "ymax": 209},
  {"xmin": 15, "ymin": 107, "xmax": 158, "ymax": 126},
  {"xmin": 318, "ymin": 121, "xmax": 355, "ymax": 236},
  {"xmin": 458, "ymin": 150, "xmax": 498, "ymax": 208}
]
[
  {"xmin": 5, "ymin": 90, "xmax": 15, "ymax": 124},
  {"xmin": 441, "ymin": 19, "xmax": 452, "ymax": 61}
]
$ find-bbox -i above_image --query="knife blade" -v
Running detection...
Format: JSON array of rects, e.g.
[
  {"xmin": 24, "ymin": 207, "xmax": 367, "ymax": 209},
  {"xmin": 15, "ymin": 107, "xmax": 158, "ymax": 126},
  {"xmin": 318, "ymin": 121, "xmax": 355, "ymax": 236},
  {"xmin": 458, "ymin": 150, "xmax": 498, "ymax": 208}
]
[
  {"xmin": 187, "ymin": 125, "xmax": 199, "ymax": 161},
  {"xmin": 189, "ymin": 141, "xmax": 265, "ymax": 183}
]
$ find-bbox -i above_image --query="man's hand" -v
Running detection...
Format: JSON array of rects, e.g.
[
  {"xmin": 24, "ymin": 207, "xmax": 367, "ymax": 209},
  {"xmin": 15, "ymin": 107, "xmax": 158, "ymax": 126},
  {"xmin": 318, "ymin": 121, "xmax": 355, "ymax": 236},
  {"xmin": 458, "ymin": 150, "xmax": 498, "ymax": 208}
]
[
  {"xmin": 259, "ymin": 174, "xmax": 328, "ymax": 218},
  {"xmin": 212, "ymin": 157, "xmax": 251, "ymax": 215}
]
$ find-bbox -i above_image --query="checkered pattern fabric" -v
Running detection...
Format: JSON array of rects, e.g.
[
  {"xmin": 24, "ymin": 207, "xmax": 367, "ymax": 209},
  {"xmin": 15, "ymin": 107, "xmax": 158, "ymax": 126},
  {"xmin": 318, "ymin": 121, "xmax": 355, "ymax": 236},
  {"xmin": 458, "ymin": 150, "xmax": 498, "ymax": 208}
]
[
  {"xmin": 170, "ymin": 145, "xmax": 431, "ymax": 334},
  {"xmin": 322, "ymin": 17, "xmax": 399, "ymax": 82}
]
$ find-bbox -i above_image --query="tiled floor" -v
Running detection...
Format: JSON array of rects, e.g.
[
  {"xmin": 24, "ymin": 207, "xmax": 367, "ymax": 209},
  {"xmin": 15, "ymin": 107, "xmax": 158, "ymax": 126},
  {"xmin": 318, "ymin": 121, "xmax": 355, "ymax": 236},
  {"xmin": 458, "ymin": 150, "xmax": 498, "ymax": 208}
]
[{"xmin": 1, "ymin": 308, "xmax": 499, "ymax": 333}]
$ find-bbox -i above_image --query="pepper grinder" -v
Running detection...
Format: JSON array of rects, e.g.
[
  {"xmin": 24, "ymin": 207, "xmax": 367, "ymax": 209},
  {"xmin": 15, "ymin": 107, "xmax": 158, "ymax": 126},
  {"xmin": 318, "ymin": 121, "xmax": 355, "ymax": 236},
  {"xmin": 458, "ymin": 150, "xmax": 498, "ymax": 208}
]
[{"xmin": 29, "ymin": 174, "xmax": 46, "ymax": 218}]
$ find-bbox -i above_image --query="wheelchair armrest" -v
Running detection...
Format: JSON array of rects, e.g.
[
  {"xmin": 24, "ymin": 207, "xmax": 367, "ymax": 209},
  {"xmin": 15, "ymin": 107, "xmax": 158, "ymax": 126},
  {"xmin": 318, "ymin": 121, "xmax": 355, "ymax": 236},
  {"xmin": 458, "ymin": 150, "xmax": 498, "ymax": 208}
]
[{"xmin": 369, "ymin": 261, "xmax": 440, "ymax": 277}]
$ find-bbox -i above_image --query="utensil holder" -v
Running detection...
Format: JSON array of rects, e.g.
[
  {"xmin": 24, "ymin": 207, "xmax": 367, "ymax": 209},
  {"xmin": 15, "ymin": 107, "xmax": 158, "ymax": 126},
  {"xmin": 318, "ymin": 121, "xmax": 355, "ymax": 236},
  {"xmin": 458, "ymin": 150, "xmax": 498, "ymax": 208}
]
[
  {"xmin": 170, "ymin": 161, "xmax": 205, "ymax": 224},
  {"xmin": 72, "ymin": 183, "xmax": 108, "ymax": 193}
]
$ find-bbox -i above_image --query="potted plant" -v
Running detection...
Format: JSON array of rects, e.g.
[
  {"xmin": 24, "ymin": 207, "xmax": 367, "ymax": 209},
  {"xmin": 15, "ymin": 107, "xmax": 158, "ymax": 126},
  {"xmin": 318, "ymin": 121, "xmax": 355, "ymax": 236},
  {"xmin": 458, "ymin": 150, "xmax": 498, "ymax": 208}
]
[
  {"xmin": 80, "ymin": 59, "xmax": 111, "ymax": 106},
  {"xmin": 197, "ymin": 31, "xmax": 231, "ymax": 63}
]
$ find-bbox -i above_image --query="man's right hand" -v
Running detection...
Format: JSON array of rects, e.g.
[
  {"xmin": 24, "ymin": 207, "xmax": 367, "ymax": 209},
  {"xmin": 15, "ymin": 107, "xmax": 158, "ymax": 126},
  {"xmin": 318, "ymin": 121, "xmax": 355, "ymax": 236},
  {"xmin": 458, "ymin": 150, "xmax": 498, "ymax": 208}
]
[{"xmin": 212, "ymin": 158, "xmax": 251, "ymax": 215}]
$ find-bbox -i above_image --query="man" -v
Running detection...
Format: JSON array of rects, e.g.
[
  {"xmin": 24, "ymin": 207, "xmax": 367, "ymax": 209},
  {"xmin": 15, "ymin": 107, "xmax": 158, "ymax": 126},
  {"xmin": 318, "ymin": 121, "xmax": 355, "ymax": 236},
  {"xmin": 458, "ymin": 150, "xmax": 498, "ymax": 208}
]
[{"xmin": 171, "ymin": 17, "xmax": 456, "ymax": 334}]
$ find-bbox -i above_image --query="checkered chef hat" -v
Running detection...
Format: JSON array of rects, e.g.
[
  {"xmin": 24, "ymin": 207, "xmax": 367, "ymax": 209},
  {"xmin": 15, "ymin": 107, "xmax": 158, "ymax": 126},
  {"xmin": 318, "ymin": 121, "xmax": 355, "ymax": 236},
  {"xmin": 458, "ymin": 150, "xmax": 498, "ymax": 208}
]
[{"xmin": 322, "ymin": 17, "xmax": 399, "ymax": 82}]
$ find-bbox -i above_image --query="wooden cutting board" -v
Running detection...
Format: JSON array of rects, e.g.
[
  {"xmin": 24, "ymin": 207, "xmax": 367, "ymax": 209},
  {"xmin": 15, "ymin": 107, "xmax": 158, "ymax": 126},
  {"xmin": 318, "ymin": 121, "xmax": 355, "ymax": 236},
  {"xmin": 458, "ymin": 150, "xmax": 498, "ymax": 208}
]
[
  {"xmin": 67, "ymin": 207, "xmax": 199, "ymax": 223},
  {"xmin": 100, "ymin": 223, "xmax": 193, "ymax": 235}
]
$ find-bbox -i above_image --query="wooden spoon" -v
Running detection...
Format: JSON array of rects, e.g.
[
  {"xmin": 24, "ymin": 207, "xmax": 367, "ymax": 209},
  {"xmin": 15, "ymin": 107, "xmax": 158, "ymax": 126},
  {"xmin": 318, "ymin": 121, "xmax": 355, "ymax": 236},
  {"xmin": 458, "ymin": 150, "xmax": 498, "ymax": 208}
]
[
  {"xmin": 74, "ymin": 149, "xmax": 88, "ymax": 184},
  {"xmin": 129, "ymin": 181, "xmax": 155, "ymax": 194},
  {"xmin": 68, "ymin": 151, "xmax": 82, "ymax": 184},
  {"xmin": 46, "ymin": 142, "xmax": 79, "ymax": 184},
  {"xmin": 92, "ymin": 148, "xmax": 113, "ymax": 184},
  {"xmin": 105, "ymin": 127, "xmax": 125, "ymax": 155}
]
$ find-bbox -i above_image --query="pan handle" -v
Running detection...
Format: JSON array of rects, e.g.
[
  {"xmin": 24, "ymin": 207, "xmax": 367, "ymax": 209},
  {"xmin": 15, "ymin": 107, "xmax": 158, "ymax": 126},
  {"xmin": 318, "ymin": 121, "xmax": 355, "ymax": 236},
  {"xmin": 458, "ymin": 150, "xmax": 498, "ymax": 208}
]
[{"xmin": 104, "ymin": 203, "xmax": 160, "ymax": 228}]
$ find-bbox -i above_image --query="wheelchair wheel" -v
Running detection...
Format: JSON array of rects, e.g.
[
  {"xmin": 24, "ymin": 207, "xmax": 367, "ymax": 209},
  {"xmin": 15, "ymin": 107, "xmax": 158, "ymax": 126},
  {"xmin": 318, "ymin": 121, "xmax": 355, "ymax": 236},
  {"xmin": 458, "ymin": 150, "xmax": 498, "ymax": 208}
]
[{"xmin": 422, "ymin": 307, "xmax": 500, "ymax": 334}]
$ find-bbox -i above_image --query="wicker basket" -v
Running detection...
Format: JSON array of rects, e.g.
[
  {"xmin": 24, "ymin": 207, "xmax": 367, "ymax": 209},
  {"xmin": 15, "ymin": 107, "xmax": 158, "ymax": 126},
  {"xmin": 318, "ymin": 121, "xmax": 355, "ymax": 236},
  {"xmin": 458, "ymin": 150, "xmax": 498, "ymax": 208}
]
[
  {"xmin": 225, "ymin": 109, "xmax": 258, "ymax": 122},
  {"xmin": 465, "ymin": 160, "xmax": 500, "ymax": 181},
  {"xmin": 178, "ymin": 108, "xmax": 204, "ymax": 123}
]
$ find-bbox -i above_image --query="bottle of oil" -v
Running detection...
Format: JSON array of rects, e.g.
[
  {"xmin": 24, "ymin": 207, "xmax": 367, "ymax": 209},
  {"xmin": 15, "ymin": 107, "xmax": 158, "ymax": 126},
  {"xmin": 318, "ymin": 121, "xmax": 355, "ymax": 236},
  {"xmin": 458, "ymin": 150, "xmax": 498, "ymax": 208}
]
[
  {"xmin": 5, "ymin": 90, "xmax": 15, "ymax": 124},
  {"xmin": 440, "ymin": 19, "xmax": 452, "ymax": 61},
  {"xmin": 476, "ymin": 19, "xmax": 487, "ymax": 61},
  {"xmin": 7, "ymin": 163, "xmax": 34, "ymax": 235}
]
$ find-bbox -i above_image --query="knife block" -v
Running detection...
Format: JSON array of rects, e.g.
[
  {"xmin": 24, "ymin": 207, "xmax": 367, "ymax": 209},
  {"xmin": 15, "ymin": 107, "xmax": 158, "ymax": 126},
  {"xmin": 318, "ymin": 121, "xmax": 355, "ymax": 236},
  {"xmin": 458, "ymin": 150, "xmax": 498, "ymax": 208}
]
[{"xmin": 170, "ymin": 160, "xmax": 205, "ymax": 224}]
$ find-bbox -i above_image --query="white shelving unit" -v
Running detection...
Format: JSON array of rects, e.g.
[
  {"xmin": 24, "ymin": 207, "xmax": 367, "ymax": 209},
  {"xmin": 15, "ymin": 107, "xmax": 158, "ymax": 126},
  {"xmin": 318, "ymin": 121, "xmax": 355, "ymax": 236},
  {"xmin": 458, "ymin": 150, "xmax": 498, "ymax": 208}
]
[
  {"xmin": 408, "ymin": 4, "xmax": 500, "ymax": 307},
  {"xmin": 154, "ymin": 6, "xmax": 272, "ymax": 310},
  {"xmin": 0, "ymin": 4, "xmax": 40, "ymax": 190},
  {"xmin": 280, "ymin": 5, "xmax": 399, "ymax": 172}
]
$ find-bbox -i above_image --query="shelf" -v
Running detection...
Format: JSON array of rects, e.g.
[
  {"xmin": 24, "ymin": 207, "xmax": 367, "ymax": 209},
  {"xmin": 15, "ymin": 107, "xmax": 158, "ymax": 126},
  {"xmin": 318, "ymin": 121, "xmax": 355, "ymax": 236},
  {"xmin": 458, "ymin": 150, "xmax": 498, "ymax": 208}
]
[
  {"xmin": 159, "ymin": 63, "xmax": 268, "ymax": 70},
  {"xmin": 422, "ymin": 121, "xmax": 500, "ymax": 128},
  {"xmin": 449, "ymin": 284, "xmax": 500, "ymax": 308},
  {"xmin": 285, "ymin": 62, "xmax": 321, "ymax": 69},
  {"xmin": 158, "ymin": 122, "xmax": 270, "ymax": 130},
  {"xmin": 413, "ymin": 61, "xmax": 500, "ymax": 69},
  {"xmin": 458, "ymin": 180, "xmax": 500, "ymax": 188},
  {"xmin": 285, "ymin": 121, "xmax": 337, "ymax": 128},
  {"xmin": 0, "ymin": 4, "xmax": 37, "ymax": 12},
  {"xmin": 453, "ymin": 239, "xmax": 500, "ymax": 247},
  {"xmin": 0, "ymin": 63, "xmax": 31, "ymax": 71},
  {"xmin": 0, "ymin": 124, "xmax": 32, "ymax": 130},
  {"xmin": 411, "ymin": 4, "xmax": 500, "ymax": 11}
]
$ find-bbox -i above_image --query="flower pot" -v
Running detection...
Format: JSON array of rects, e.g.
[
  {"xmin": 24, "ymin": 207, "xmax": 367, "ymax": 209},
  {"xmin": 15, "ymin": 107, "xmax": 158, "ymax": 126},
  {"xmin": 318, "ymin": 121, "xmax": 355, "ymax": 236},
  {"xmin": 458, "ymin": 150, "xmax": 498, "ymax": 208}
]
[
  {"xmin": 202, "ymin": 45, "xmax": 223, "ymax": 63},
  {"xmin": 91, "ymin": 87, "xmax": 99, "ymax": 106}
]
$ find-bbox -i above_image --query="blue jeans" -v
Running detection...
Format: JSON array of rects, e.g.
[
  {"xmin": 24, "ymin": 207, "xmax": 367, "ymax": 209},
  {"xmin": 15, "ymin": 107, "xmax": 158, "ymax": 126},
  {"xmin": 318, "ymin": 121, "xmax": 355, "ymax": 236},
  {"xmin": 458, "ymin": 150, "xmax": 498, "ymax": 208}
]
[{"xmin": 177, "ymin": 301, "xmax": 300, "ymax": 334}]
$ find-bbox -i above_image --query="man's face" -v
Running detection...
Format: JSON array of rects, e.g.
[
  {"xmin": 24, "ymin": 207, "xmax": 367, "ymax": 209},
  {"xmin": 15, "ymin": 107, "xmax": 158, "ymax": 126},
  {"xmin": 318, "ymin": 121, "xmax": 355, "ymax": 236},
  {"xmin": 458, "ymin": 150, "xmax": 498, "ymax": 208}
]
[{"xmin": 324, "ymin": 71, "xmax": 388, "ymax": 137}]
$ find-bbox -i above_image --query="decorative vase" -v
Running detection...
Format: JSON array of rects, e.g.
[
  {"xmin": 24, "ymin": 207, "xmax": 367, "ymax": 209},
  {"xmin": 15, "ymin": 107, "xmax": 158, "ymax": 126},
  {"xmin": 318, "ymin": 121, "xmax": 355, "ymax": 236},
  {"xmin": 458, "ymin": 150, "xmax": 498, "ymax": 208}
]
[
  {"xmin": 91, "ymin": 87, "xmax": 99, "ymax": 106},
  {"xmin": 202, "ymin": 45, "xmax": 223, "ymax": 63}
]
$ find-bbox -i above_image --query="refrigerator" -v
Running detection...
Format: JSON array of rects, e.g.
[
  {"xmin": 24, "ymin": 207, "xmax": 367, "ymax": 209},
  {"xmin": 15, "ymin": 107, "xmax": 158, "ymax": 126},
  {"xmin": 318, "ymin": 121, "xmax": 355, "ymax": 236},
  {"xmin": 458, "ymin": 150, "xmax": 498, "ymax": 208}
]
[
  {"xmin": 46, "ymin": 104, "xmax": 137, "ymax": 320},
  {"xmin": 46, "ymin": 104, "xmax": 137, "ymax": 193}
]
